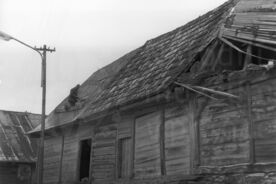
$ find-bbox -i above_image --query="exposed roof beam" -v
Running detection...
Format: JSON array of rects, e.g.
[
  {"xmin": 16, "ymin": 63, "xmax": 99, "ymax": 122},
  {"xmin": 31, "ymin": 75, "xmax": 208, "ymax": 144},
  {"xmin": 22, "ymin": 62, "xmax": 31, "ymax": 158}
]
[{"xmin": 175, "ymin": 82, "xmax": 240, "ymax": 100}]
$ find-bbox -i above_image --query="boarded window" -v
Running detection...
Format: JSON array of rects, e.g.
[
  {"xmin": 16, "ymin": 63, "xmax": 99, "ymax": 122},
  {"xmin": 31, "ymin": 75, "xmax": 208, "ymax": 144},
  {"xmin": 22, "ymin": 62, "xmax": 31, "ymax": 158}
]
[
  {"xmin": 118, "ymin": 137, "xmax": 132, "ymax": 178},
  {"xmin": 134, "ymin": 112, "xmax": 161, "ymax": 178},
  {"xmin": 164, "ymin": 106, "xmax": 190, "ymax": 175}
]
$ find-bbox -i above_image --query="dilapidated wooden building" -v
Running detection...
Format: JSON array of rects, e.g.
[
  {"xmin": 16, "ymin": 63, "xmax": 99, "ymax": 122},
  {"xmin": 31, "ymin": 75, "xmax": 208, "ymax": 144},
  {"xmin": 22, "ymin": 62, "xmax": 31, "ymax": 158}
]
[
  {"xmin": 0, "ymin": 110, "xmax": 40, "ymax": 184},
  {"xmin": 29, "ymin": 0, "xmax": 276, "ymax": 183}
]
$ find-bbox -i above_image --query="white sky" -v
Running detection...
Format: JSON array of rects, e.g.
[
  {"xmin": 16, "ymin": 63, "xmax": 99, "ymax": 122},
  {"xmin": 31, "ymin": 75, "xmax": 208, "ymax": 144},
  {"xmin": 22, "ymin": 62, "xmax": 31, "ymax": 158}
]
[{"xmin": 0, "ymin": 0, "xmax": 226, "ymax": 114}]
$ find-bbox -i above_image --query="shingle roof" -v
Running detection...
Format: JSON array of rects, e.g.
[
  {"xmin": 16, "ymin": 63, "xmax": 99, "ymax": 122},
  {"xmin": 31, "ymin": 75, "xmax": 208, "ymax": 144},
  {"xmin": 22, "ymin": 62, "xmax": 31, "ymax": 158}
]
[
  {"xmin": 29, "ymin": 48, "xmax": 140, "ymax": 133},
  {"xmin": 30, "ymin": 0, "xmax": 237, "ymax": 134},
  {"xmin": 0, "ymin": 110, "xmax": 40, "ymax": 163},
  {"xmin": 78, "ymin": 0, "xmax": 237, "ymax": 119}
]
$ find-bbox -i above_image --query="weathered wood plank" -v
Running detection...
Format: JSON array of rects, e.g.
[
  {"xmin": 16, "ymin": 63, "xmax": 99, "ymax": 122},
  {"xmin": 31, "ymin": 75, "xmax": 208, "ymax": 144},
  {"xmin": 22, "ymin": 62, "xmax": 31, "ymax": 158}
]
[
  {"xmin": 134, "ymin": 111, "xmax": 161, "ymax": 178},
  {"xmin": 164, "ymin": 105, "xmax": 191, "ymax": 176},
  {"xmin": 92, "ymin": 123, "xmax": 117, "ymax": 182},
  {"xmin": 198, "ymin": 86, "xmax": 250, "ymax": 166},
  {"xmin": 43, "ymin": 136, "xmax": 62, "ymax": 184},
  {"xmin": 251, "ymin": 79, "xmax": 276, "ymax": 163}
]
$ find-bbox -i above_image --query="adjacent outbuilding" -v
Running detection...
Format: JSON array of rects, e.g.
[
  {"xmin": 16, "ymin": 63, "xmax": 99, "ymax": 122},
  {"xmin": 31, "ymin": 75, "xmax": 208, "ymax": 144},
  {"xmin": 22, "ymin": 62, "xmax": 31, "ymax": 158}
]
[{"xmin": 0, "ymin": 110, "xmax": 40, "ymax": 184}]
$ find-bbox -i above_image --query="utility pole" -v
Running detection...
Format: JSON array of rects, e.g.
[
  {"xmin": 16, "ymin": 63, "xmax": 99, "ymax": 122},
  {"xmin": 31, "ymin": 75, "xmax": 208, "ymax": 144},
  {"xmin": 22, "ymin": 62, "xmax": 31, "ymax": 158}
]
[
  {"xmin": 0, "ymin": 31, "xmax": 56, "ymax": 184},
  {"xmin": 35, "ymin": 45, "xmax": 55, "ymax": 184}
]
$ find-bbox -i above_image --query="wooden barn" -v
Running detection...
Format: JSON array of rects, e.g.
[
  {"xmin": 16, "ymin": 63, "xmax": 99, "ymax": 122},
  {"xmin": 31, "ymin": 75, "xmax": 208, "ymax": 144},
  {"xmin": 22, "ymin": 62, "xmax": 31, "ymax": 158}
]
[
  {"xmin": 0, "ymin": 110, "xmax": 40, "ymax": 184},
  {"xmin": 29, "ymin": 0, "xmax": 276, "ymax": 184}
]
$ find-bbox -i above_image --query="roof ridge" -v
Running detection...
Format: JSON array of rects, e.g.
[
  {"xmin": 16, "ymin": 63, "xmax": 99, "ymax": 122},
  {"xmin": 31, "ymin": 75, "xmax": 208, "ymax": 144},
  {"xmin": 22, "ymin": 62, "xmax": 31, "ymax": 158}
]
[{"xmin": 144, "ymin": 0, "xmax": 236, "ymax": 46}]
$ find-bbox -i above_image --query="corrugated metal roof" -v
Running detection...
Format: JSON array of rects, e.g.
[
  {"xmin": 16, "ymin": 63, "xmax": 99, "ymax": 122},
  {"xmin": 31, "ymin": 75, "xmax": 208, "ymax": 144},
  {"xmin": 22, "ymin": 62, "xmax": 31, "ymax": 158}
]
[{"xmin": 0, "ymin": 110, "xmax": 40, "ymax": 163}]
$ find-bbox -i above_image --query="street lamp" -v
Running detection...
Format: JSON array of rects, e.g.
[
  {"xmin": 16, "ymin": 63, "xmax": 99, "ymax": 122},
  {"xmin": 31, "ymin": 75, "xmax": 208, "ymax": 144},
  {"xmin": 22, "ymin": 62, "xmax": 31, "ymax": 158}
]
[{"xmin": 0, "ymin": 31, "xmax": 55, "ymax": 184}]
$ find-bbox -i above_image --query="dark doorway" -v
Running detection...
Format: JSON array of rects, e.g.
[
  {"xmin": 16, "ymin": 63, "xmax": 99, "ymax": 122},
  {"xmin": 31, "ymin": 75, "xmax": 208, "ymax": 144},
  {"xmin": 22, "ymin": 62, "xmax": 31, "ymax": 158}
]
[{"xmin": 79, "ymin": 139, "xmax": 92, "ymax": 182}]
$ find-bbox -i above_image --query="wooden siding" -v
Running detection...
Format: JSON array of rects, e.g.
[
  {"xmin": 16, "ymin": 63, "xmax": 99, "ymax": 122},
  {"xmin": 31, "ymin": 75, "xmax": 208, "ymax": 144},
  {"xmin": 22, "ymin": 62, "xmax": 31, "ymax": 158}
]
[
  {"xmin": 164, "ymin": 105, "xmax": 191, "ymax": 175},
  {"xmin": 198, "ymin": 87, "xmax": 250, "ymax": 166},
  {"xmin": 118, "ymin": 137, "xmax": 132, "ymax": 178},
  {"xmin": 62, "ymin": 124, "xmax": 93, "ymax": 183},
  {"xmin": 251, "ymin": 79, "xmax": 276, "ymax": 162},
  {"xmin": 44, "ymin": 136, "xmax": 62, "ymax": 184},
  {"xmin": 134, "ymin": 111, "xmax": 161, "ymax": 178},
  {"xmin": 0, "ymin": 165, "xmax": 18, "ymax": 184},
  {"xmin": 61, "ymin": 133, "xmax": 79, "ymax": 183},
  {"xmin": 43, "ymin": 124, "xmax": 93, "ymax": 184},
  {"xmin": 92, "ymin": 123, "xmax": 117, "ymax": 183},
  {"xmin": 0, "ymin": 163, "xmax": 34, "ymax": 184},
  {"xmin": 42, "ymin": 77, "xmax": 276, "ymax": 184},
  {"xmin": 117, "ymin": 117, "xmax": 132, "ymax": 139},
  {"xmin": 117, "ymin": 117, "xmax": 133, "ymax": 178}
]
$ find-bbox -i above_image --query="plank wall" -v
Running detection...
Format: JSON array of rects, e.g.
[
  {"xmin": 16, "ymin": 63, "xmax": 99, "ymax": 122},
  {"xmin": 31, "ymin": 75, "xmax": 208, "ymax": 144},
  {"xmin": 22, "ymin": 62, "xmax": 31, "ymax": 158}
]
[
  {"xmin": 164, "ymin": 105, "xmax": 191, "ymax": 175},
  {"xmin": 92, "ymin": 123, "xmax": 117, "ymax": 183},
  {"xmin": 43, "ymin": 124, "xmax": 93, "ymax": 184},
  {"xmin": 117, "ymin": 116, "xmax": 133, "ymax": 178},
  {"xmin": 134, "ymin": 111, "xmax": 162, "ymax": 178},
  {"xmin": 62, "ymin": 124, "xmax": 93, "ymax": 183},
  {"xmin": 198, "ymin": 86, "xmax": 250, "ymax": 166},
  {"xmin": 44, "ymin": 136, "xmax": 63, "ymax": 184},
  {"xmin": 251, "ymin": 78, "xmax": 276, "ymax": 162},
  {"xmin": 0, "ymin": 164, "xmax": 18, "ymax": 184}
]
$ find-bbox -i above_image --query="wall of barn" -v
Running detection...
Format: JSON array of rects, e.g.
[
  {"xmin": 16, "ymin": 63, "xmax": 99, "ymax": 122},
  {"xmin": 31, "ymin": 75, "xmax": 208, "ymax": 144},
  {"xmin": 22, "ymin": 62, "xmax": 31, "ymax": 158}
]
[
  {"xmin": 193, "ymin": 75, "xmax": 276, "ymax": 184},
  {"xmin": 42, "ymin": 74, "xmax": 276, "ymax": 184},
  {"xmin": 87, "ymin": 100, "xmax": 194, "ymax": 184}
]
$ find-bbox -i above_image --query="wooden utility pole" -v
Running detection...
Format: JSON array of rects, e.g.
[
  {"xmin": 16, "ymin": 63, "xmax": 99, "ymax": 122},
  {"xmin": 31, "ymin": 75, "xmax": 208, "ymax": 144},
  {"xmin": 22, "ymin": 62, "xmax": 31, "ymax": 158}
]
[
  {"xmin": 36, "ymin": 45, "xmax": 55, "ymax": 184},
  {"xmin": 0, "ymin": 31, "xmax": 56, "ymax": 184}
]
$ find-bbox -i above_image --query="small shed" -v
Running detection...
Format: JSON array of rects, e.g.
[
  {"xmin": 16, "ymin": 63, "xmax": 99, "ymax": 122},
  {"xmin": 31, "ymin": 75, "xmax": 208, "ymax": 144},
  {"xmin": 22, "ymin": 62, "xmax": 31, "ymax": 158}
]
[{"xmin": 0, "ymin": 110, "xmax": 40, "ymax": 184}]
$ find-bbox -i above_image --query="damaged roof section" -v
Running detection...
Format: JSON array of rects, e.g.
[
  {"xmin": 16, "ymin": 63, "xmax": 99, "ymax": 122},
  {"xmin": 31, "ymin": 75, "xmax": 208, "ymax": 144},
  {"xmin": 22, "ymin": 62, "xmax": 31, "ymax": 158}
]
[
  {"xmin": 29, "ymin": 0, "xmax": 238, "ymax": 135},
  {"xmin": 222, "ymin": 0, "xmax": 276, "ymax": 45},
  {"xmin": 78, "ymin": 0, "xmax": 237, "ymax": 120},
  {"xmin": 30, "ymin": 48, "xmax": 141, "ymax": 133},
  {"xmin": 0, "ymin": 110, "xmax": 40, "ymax": 163}
]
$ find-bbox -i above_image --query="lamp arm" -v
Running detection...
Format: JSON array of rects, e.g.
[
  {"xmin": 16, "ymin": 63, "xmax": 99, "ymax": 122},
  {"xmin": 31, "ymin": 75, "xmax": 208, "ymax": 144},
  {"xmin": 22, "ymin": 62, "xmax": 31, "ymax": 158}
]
[{"xmin": 12, "ymin": 37, "xmax": 43, "ymax": 59}]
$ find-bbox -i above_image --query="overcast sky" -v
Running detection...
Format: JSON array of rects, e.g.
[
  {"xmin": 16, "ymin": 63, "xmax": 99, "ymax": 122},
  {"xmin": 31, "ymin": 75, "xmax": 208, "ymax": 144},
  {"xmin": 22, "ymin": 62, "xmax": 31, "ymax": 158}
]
[{"xmin": 0, "ymin": 0, "xmax": 226, "ymax": 114}]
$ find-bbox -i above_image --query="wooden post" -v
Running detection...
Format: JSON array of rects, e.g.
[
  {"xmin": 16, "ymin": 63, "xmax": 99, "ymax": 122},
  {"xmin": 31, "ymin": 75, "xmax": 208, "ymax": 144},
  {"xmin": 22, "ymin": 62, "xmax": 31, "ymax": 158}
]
[
  {"xmin": 193, "ymin": 96, "xmax": 200, "ymax": 167},
  {"xmin": 36, "ymin": 45, "xmax": 55, "ymax": 184},
  {"xmin": 130, "ymin": 119, "xmax": 136, "ymax": 178},
  {"xmin": 244, "ymin": 45, "xmax": 252, "ymax": 69},
  {"xmin": 58, "ymin": 135, "xmax": 65, "ymax": 184},
  {"xmin": 188, "ymin": 93, "xmax": 196, "ymax": 174},
  {"xmin": 160, "ymin": 110, "xmax": 166, "ymax": 176},
  {"xmin": 246, "ymin": 82, "xmax": 255, "ymax": 164},
  {"xmin": 200, "ymin": 41, "xmax": 219, "ymax": 70},
  {"xmin": 244, "ymin": 44, "xmax": 255, "ymax": 163},
  {"xmin": 212, "ymin": 43, "xmax": 225, "ymax": 71}
]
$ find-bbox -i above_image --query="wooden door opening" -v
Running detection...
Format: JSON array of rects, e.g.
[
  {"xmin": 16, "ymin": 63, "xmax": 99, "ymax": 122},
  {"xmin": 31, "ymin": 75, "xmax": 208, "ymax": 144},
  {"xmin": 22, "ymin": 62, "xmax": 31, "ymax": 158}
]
[{"xmin": 79, "ymin": 139, "xmax": 92, "ymax": 182}]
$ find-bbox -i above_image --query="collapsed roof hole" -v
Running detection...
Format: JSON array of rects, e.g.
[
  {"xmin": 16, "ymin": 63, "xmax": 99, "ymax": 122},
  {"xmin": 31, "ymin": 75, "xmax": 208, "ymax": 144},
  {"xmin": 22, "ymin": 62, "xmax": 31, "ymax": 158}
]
[
  {"xmin": 251, "ymin": 45, "xmax": 276, "ymax": 65},
  {"xmin": 216, "ymin": 40, "xmax": 246, "ymax": 71}
]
